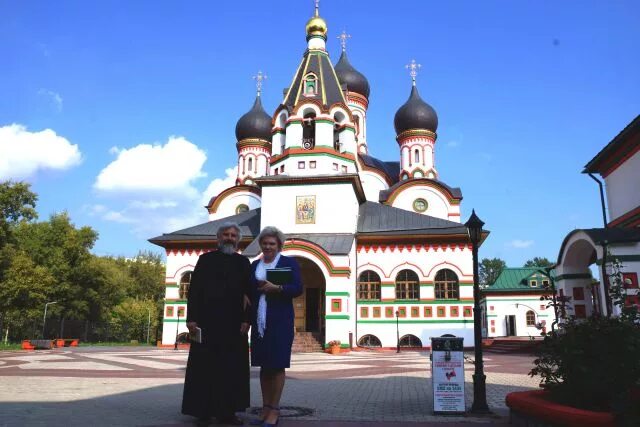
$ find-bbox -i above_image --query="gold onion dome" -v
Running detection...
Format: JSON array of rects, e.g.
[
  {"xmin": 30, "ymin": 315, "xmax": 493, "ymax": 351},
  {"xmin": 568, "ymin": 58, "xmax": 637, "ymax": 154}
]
[{"xmin": 306, "ymin": 15, "xmax": 327, "ymax": 38}]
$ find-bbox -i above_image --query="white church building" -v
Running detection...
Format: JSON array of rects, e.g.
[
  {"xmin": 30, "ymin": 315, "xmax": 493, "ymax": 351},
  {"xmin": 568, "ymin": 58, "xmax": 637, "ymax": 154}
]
[{"xmin": 150, "ymin": 4, "xmax": 488, "ymax": 349}]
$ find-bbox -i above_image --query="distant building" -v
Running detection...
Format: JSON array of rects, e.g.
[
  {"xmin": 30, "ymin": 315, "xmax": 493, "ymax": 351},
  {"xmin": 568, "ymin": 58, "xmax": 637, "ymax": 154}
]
[
  {"xmin": 481, "ymin": 268, "xmax": 550, "ymax": 338},
  {"xmin": 150, "ymin": 4, "xmax": 489, "ymax": 349},
  {"xmin": 555, "ymin": 115, "xmax": 640, "ymax": 318}
]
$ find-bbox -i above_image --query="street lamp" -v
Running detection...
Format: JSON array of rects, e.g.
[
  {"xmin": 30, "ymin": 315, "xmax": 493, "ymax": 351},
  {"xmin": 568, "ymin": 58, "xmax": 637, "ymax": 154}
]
[
  {"xmin": 42, "ymin": 301, "xmax": 58, "ymax": 339},
  {"xmin": 465, "ymin": 210, "xmax": 490, "ymax": 414},
  {"xmin": 395, "ymin": 310, "xmax": 400, "ymax": 353},
  {"xmin": 174, "ymin": 307, "xmax": 181, "ymax": 350},
  {"xmin": 146, "ymin": 307, "xmax": 152, "ymax": 345}
]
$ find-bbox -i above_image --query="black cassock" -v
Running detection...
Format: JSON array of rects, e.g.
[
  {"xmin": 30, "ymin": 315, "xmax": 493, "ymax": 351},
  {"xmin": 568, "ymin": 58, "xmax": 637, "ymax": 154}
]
[{"xmin": 181, "ymin": 250, "xmax": 251, "ymax": 419}]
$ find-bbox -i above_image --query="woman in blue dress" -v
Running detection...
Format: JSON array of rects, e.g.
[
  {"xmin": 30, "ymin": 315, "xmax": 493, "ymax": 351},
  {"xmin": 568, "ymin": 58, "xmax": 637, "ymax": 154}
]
[{"xmin": 250, "ymin": 226, "xmax": 303, "ymax": 427}]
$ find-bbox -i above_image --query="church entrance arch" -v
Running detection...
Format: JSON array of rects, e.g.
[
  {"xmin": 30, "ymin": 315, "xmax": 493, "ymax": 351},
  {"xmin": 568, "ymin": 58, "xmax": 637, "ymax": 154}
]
[{"xmin": 292, "ymin": 256, "xmax": 326, "ymax": 337}]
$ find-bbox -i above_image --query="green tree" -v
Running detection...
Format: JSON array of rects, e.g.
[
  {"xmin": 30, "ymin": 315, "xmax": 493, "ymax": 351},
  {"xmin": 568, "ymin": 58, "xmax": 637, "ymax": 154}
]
[
  {"xmin": 479, "ymin": 257, "xmax": 506, "ymax": 287},
  {"xmin": 0, "ymin": 251, "xmax": 56, "ymax": 338},
  {"xmin": 13, "ymin": 212, "xmax": 99, "ymax": 320},
  {"xmin": 524, "ymin": 257, "xmax": 553, "ymax": 268},
  {"xmin": 110, "ymin": 298, "xmax": 159, "ymax": 342},
  {"xmin": 125, "ymin": 251, "xmax": 164, "ymax": 301}
]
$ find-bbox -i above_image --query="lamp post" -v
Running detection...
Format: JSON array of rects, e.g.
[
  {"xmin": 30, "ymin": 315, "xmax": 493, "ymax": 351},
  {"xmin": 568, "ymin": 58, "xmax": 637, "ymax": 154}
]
[
  {"xmin": 174, "ymin": 307, "xmax": 181, "ymax": 350},
  {"xmin": 146, "ymin": 307, "xmax": 152, "ymax": 345},
  {"xmin": 465, "ymin": 210, "xmax": 490, "ymax": 414},
  {"xmin": 42, "ymin": 301, "xmax": 58, "ymax": 339},
  {"xmin": 395, "ymin": 310, "xmax": 400, "ymax": 353}
]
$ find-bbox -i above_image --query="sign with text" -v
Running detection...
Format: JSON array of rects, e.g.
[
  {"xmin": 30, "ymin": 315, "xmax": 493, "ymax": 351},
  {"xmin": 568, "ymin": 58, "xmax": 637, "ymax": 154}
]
[{"xmin": 431, "ymin": 336, "xmax": 465, "ymax": 414}]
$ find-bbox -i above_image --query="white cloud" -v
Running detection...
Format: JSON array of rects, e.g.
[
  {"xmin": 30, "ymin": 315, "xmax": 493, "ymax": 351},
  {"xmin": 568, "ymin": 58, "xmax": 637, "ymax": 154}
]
[
  {"xmin": 94, "ymin": 136, "xmax": 206, "ymax": 194},
  {"xmin": 201, "ymin": 166, "xmax": 238, "ymax": 206},
  {"xmin": 38, "ymin": 89, "xmax": 63, "ymax": 112},
  {"xmin": 0, "ymin": 124, "xmax": 82, "ymax": 180},
  {"xmin": 92, "ymin": 158, "xmax": 238, "ymax": 238},
  {"xmin": 508, "ymin": 239, "xmax": 534, "ymax": 249}
]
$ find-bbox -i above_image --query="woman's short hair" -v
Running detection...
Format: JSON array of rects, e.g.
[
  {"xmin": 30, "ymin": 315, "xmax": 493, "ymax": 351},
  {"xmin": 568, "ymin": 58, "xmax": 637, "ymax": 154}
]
[
  {"xmin": 216, "ymin": 222, "xmax": 242, "ymax": 241},
  {"xmin": 258, "ymin": 226, "xmax": 286, "ymax": 250}
]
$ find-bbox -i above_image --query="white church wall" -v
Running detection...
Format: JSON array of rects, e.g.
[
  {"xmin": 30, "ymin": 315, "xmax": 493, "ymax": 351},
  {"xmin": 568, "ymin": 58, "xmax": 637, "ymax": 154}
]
[
  {"xmin": 391, "ymin": 186, "xmax": 451, "ymax": 220},
  {"xmin": 260, "ymin": 182, "xmax": 359, "ymax": 234},
  {"xmin": 353, "ymin": 244, "xmax": 477, "ymax": 347},
  {"xmin": 208, "ymin": 192, "xmax": 261, "ymax": 221},
  {"xmin": 359, "ymin": 171, "xmax": 389, "ymax": 202},
  {"xmin": 484, "ymin": 296, "xmax": 549, "ymax": 338},
  {"xmin": 605, "ymin": 150, "xmax": 640, "ymax": 223},
  {"xmin": 161, "ymin": 250, "xmax": 201, "ymax": 345}
]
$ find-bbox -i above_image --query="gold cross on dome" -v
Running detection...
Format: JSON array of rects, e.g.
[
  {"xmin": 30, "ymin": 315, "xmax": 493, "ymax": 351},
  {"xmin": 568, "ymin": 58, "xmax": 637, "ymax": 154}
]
[
  {"xmin": 338, "ymin": 30, "xmax": 351, "ymax": 52},
  {"xmin": 405, "ymin": 59, "xmax": 421, "ymax": 85},
  {"xmin": 314, "ymin": 0, "xmax": 320, "ymax": 17},
  {"xmin": 253, "ymin": 71, "xmax": 267, "ymax": 96}
]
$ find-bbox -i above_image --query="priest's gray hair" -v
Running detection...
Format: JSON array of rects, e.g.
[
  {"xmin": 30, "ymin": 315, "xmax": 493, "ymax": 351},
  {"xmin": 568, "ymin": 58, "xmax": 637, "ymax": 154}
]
[
  {"xmin": 258, "ymin": 226, "xmax": 285, "ymax": 250},
  {"xmin": 216, "ymin": 222, "xmax": 242, "ymax": 241}
]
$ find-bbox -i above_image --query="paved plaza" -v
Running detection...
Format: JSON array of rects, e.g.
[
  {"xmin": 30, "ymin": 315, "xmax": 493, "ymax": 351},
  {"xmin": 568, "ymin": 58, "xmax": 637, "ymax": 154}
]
[{"xmin": 0, "ymin": 347, "xmax": 539, "ymax": 426}]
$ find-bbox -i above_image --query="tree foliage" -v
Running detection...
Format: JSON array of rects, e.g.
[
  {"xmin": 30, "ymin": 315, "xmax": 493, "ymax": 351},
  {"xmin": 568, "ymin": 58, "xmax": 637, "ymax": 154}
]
[
  {"xmin": 524, "ymin": 257, "xmax": 553, "ymax": 268},
  {"xmin": 0, "ymin": 182, "xmax": 165, "ymax": 342},
  {"xmin": 479, "ymin": 257, "xmax": 506, "ymax": 287}
]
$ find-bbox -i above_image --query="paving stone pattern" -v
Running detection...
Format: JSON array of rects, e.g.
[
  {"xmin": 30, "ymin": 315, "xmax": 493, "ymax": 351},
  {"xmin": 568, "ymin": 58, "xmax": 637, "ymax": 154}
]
[{"xmin": 0, "ymin": 347, "xmax": 538, "ymax": 426}]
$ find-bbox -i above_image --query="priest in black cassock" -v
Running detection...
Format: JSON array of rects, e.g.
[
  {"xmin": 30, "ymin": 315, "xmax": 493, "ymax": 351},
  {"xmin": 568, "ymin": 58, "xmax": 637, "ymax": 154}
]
[{"xmin": 182, "ymin": 222, "xmax": 251, "ymax": 426}]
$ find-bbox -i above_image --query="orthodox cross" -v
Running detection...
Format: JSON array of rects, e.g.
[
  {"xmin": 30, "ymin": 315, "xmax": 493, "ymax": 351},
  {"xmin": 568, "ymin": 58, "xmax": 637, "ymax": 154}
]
[
  {"xmin": 253, "ymin": 71, "xmax": 267, "ymax": 96},
  {"xmin": 406, "ymin": 59, "xmax": 421, "ymax": 86},
  {"xmin": 338, "ymin": 30, "xmax": 351, "ymax": 52},
  {"xmin": 314, "ymin": 0, "xmax": 320, "ymax": 16}
]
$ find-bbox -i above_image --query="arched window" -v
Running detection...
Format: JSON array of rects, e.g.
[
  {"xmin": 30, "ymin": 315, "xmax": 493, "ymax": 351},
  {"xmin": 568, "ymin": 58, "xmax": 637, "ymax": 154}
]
[
  {"xmin": 434, "ymin": 269, "xmax": 459, "ymax": 300},
  {"xmin": 357, "ymin": 271, "xmax": 381, "ymax": 301},
  {"xmin": 358, "ymin": 334, "xmax": 381, "ymax": 348},
  {"xmin": 248, "ymin": 157, "xmax": 253, "ymax": 171},
  {"xmin": 302, "ymin": 111, "xmax": 316, "ymax": 150},
  {"xmin": 235, "ymin": 204, "xmax": 249, "ymax": 214},
  {"xmin": 395, "ymin": 269, "xmax": 419, "ymax": 300},
  {"xmin": 399, "ymin": 334, "xmax": 423, "ymax": 348},
  {"xmin": 179, "ymin": 271, "xmax": 192, "ymax": 300},
  {"xmin": 526, "ymin": 310, "xmax": 536, "ymax": 326},
  {"xmin": 415, "ymin": 149, "xmax": 420, "ymax": 163},
  {"xmin": 305, "ymin": 74, "xmax": 317, "ymax": 95}
]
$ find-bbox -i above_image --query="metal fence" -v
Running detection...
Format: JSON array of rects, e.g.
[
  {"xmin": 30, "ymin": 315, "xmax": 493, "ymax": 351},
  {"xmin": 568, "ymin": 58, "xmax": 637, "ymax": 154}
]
[{"xmin": 1, "ymin": 317, "xmax": 162, "ymax": 344}]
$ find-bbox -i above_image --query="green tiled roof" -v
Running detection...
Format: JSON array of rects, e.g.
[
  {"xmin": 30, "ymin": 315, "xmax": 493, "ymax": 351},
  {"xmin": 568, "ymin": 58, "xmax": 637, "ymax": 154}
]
[{"xmin": 483, "ymin": 268, "xmax": 549, "ymax": 293}]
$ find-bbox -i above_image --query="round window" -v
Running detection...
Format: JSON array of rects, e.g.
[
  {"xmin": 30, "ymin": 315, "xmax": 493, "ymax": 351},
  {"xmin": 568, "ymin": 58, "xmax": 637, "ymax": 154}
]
[
  {"xmin": 413, "ymin": 198, "xmax": 428, "ymax": 213},
  {"xmin": 235, "ymin": 204, "xmax": 249, "ymax": 214}
]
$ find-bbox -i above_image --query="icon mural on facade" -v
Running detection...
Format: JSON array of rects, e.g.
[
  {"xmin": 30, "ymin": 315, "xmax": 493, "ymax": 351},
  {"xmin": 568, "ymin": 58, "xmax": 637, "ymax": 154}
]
[{"xmin": 296, "ymin": 195, "xmax": 316, "ymax": 224}]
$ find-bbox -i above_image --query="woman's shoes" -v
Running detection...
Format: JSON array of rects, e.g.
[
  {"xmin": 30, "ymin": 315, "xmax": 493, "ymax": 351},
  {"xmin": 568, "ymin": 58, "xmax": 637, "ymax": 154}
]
[
  {"xmin": 249, "ymin": 404, "xmax": 272, "ymax": 425},
  {"xmin": 261, "ymin": 406, "xmax": 279, "ymax": 427}
]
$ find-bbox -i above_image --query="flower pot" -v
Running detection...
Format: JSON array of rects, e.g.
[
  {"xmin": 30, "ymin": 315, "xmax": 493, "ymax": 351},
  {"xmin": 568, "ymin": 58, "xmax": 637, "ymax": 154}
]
[
  {"xmin": 506, "ymin": 390, "xmax": 617, "ymax": 427},
  {"xmin": 329, "ymin": 345, "xmax": 341, "ymax": 355}
]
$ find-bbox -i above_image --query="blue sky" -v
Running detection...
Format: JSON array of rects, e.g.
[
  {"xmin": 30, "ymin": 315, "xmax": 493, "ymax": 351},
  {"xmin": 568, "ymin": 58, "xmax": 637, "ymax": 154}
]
[{"xmin": 1, "ymin": 0, "xmax": 638, "ymax": 267}]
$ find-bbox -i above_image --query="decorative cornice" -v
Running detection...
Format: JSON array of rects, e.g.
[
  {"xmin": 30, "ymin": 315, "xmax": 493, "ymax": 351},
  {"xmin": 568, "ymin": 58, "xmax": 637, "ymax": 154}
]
[
  {"xmin": 236, "ymin": 138, "xmax": 271, "ymax": 151},
  {"xmin": 283, "ymin": 239, "xmax": 350, "ymax": 277},
  {"xmin": 206, "ymin": 185, "xmax": 261, "ymax": 213},
  {"xmin": 608, "ymin": 204, "xmax": 640, "ymax": 227},
  {"xmin": 357, "ymin": 243, "xmax": 471, "ymax": 253},
  {"xmin": 347, "ymin": 91, "xmax": 369, "ymax": 110},
  {"xmin": 270, "ymin": 147, "xmax": 356, "ymax": 164},
  {"xmin": 397, "ymin": 128, "xmax": 437, "ymax": 144}
]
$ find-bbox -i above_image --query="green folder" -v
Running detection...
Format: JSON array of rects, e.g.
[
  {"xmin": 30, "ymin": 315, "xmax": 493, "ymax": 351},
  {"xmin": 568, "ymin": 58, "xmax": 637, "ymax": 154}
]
[{"xmin": 266, "ymin": 268, "xmax": 293, "ymax": 286}]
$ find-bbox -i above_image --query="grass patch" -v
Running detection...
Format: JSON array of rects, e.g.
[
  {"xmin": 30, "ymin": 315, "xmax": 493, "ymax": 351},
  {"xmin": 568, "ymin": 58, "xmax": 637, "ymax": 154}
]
[{"xmin": 0, "ymin": 343, "xmax": 23, "ymax": 351}]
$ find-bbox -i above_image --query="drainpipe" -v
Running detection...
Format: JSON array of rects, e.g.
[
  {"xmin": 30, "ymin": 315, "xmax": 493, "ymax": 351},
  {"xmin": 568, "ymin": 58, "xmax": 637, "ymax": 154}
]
[
  {"xmin": 588, "ymin": 173, "xmax": 611, "ymax": 316},
  {"xmin": 588, "ymin": 173, "xmax": 608, "ymax": 228}
]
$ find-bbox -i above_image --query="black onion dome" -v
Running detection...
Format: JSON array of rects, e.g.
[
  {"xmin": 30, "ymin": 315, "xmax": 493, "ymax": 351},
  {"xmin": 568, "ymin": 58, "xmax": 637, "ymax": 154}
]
[
  {"xmin": 393, "ymin": 85, "xmax": 438, "ymax": 134},
  {"xmin": 335, "ymin": 51, "xmax": 370, "ymax": 98},
  {"xmin": 235, "ymin": 96, "xmax": 272, "ymax": 141}
]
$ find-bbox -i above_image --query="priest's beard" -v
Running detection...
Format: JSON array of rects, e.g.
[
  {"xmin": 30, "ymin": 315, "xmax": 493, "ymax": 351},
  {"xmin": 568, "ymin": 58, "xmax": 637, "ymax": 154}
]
[{"xmin": 220, "ymin": 242, "xmax": 237, "ymax": 255}]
